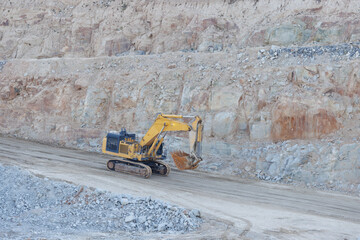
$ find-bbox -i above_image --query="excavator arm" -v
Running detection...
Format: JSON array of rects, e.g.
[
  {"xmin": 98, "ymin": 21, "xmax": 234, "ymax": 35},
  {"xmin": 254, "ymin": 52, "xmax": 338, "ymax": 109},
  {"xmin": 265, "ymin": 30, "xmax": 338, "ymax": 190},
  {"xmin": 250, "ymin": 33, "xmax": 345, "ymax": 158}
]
[{"xmin": 139, "ymin": 114, "xmax": 203, "ymax": 170}]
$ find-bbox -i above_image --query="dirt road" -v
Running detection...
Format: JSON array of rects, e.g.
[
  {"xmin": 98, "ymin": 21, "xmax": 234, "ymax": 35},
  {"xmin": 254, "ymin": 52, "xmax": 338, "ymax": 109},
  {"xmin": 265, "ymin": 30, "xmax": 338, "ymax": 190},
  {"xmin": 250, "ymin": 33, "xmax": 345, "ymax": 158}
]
[{"xmin": 0, "ymin": 136, "xmax": 359, "ymax": 239}]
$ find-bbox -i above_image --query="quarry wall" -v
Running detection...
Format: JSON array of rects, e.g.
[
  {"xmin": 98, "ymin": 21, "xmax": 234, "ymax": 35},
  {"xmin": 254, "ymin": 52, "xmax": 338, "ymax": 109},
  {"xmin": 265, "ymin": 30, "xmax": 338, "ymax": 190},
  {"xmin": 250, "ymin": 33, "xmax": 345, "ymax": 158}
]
[{"xmin": 1, "ymin": 0, "xmax": 360, "ymax": 193}]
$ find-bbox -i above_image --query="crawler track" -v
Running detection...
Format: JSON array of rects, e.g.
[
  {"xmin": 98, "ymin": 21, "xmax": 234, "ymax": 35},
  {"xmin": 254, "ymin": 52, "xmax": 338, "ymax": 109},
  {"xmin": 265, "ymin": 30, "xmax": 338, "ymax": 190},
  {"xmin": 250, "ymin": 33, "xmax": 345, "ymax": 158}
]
[
  {"xmin": 107, "ymin": 159, "xmax": 152, "ymax": 178},
  {"xmin": 106, "ymin": 159, "xmax": 170, "ymax": 178},
  {"xmin": 146, "ymin": 160, "xmax": 171, "ymax": 176}
]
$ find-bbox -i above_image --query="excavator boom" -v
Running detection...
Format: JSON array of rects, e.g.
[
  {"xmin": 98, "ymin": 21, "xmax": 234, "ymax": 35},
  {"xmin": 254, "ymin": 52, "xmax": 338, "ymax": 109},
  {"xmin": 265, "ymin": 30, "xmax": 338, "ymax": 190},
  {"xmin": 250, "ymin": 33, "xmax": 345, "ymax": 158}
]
[{"xmin": 139, "ymin": 114, "xmax": 203, "ymax": 170}]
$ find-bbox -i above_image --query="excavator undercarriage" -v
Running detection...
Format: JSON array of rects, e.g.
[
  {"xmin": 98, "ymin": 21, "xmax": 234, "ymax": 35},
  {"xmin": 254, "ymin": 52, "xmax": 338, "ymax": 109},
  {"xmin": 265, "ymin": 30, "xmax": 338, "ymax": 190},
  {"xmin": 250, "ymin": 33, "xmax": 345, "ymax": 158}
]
[{"xmin": 106, "ymin": 159, "xmax": 170, "ymax": 179}]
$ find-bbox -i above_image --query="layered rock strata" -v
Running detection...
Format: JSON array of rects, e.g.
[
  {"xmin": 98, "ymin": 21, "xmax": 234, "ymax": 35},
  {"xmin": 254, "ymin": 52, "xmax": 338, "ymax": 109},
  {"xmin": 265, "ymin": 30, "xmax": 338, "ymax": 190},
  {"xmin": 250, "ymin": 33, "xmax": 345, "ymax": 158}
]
[{"xmin": 1, "ymin": 0, "xmax": 360, "ymax": 193}]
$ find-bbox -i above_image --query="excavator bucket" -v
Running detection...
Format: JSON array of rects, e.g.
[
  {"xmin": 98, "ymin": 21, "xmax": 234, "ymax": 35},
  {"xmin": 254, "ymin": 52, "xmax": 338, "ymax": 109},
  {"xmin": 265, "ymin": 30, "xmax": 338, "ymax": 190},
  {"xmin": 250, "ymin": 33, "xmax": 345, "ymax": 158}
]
[
  {"xmin": 171, "ymin": 151, "xmax": 201, "ymax": 170},
  {"xmin": 171, "ymin": 118, "xmax": 203, "ymax": 170}
]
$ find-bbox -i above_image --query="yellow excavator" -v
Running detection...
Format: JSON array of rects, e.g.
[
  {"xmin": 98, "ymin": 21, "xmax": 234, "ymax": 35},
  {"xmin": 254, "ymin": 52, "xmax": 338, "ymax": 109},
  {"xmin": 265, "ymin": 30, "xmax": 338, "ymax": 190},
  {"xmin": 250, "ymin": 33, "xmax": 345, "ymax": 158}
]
[{"xmin": 102, "ymin": 114, "xmax": 203, "ymax": 178}]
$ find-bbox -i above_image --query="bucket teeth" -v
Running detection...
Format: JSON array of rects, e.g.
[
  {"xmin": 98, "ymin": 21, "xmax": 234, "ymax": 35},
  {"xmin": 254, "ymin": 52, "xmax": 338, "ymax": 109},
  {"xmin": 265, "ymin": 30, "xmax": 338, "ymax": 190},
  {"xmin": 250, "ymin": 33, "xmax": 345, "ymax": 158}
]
[{"xmin": 171, "ymin": 151, "xmax": 201, "ymax": 170}]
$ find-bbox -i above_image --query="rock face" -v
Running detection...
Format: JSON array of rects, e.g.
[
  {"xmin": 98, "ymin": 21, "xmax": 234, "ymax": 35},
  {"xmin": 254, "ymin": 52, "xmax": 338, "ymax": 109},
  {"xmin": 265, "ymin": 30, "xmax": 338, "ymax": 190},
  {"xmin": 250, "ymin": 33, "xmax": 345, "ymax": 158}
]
[
  {"xmin": 1, "ymin": 0, "xmax": 360, "ymax": 193},
  {"xmin": 2, "ymin": 53, "xmax": 355, "ymax": 143},
  {"xmin": 1, "ymin": 0, "xmax": 360, "ymax": 58}
]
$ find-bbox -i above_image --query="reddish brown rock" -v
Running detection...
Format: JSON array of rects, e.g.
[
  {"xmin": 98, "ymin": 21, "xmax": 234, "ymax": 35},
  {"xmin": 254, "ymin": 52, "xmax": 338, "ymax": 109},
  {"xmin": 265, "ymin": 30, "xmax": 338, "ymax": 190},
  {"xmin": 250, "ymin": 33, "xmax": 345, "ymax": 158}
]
[
  {"xmin": 183, "ymin": 31, "xmax": 197, "ymax": 49},
  {"xmin": 114, "ymin": 97, "xmax": 137, "ymax": 110},
  {"xmin": 346, "ymin": 70, "xmax": 360, "ymax": 97},
  {"xmin": 247, "ymin": 30, "xmax": 266, "ymax": 47},
  {"xmin": 0, "ymin": 85, "xmax": 20, "ymax": 101},
  {"xmin": 75, "ymin": 27, "xmax": 93, "ymax": 45},
  {"xmin": 26, "ymin": 89, "xmax": 58, "ymax": 113},
  {"xmin": 202, "ymin": 18, "xmax": 217, "ymax": 30},
  {"xmin": 105, "ymin": 38, "xmax": 131, "ymax": 56},
  {"xmin": 271, "ymin": 101, "xmax": 340, "ymax": 141}
]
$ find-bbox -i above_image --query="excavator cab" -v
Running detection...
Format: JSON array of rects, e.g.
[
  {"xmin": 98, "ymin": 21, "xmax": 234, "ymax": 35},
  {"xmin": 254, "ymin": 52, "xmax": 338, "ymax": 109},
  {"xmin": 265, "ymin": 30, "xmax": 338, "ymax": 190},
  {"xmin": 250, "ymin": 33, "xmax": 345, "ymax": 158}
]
[{"xmin": 105, "ymin": 129, "xmax": 136, "ymax": 153}]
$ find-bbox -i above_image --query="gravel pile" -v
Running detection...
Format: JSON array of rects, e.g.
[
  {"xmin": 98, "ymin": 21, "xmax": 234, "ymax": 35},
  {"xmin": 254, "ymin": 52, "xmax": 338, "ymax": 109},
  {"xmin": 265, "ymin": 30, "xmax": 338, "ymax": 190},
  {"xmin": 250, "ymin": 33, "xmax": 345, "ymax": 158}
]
[
  {"xmin": 0, "ymin": 164, "xmax": 202, "ymax": 239},
  {"xmin": 258, "ymin": 42, "xmax": 360, "ymax": 60},
  {"xmin": 199, "ymin": 139, "xmax": 360, "ymax": 195}
]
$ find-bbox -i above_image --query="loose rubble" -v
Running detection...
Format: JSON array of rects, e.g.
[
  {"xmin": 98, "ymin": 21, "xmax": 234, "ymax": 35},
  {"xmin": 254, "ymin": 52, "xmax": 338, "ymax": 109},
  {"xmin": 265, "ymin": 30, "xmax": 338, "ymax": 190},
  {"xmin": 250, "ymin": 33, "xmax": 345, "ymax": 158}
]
[
  {"xmin": 199, "ymin": 138, "xmax": 360, "ymax": 196},
  {"xmin": 0, "ymin": 164, "xmax": 202, "ymax": 239},
  {"xmin": 258, "ymin": 42, "xmax": 360, "ymax": 60}
]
